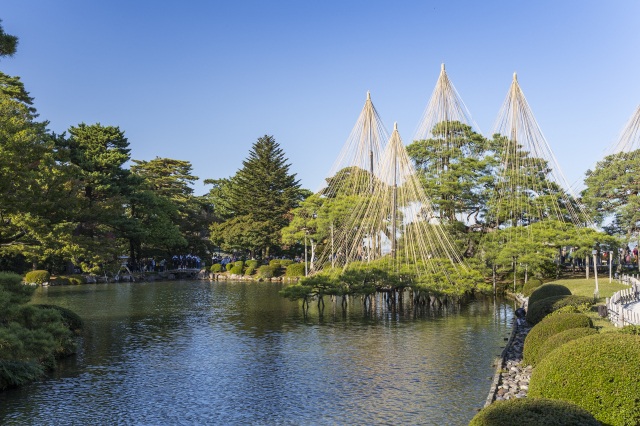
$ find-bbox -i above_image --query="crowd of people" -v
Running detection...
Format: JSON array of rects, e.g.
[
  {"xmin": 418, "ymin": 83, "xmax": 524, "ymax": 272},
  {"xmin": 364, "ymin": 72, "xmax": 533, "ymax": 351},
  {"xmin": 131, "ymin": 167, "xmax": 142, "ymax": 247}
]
[{"xmin": 124, "ymin": 254, "xmax": 203, "ymax": 273}]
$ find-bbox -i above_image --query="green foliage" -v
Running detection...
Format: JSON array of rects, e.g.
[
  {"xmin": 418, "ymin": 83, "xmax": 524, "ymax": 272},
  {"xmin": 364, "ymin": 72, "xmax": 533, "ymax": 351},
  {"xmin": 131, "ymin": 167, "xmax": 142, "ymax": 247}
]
[
  {"xmin": 529, "ymin": 333, "xmax": 640, "ymax": 426},
  {"xmin": 522, "ymin": 278, "xmax": 543, "ymax": 296},
  {"xmin": 469, "ymin": 397, "xmax": 600, "ymax": 426},
  {"xmin": 129, "ymin": 157, "xmax": 207, "ymax": 258},
  {"xmin": 526, "ymin": 295, "xmax": 594, "ymax": 325},
  {"xmin": 34, "ymin": 304, "xmax": 84, "ymax": 333},
  {"xmin": 24, "ymin": 270, "xmax": 50, "ymax": 285},
  {"xmin": 257, "ymin": 265, "xmax": 277, "ymax": 279},
  {"xmin": 244, "ymin": 266, "xmax": 256, "ymax": 275},
  {"xmin": 528, "ymin": 283, "xmax": 572, "ymax": 307},
  {"xmin": 245, "ymin": 260, "xmax": 259, "ymax": 269},
  {"xmin": 523, "ymin": 313, "xmax": 593, "ymax": 366},
  {"xmin": 0, "ymin": 360, "xmax": 45, "ymax": 391},
  {"xmin": 0, "ymin": 20, "xmax": 19, "ymax": 58},
  {"xmin": 210, "ymin": 263, "xmax": 222, "ymax": 273},
  {"xmin": 536, "ymin": 327, "xmax": 598, "ymax": 366},
  {"xmin": 225, "ymin": 263, "xmax": 234, "ymax": 271},
  {"xmin": 407, "ymin": 121, "xmax": 495, "ymax": 223},
  {"xmin": 279, "ymin": 259, "xmax": 294, "ymax": 267},
  {"xmin": 229, "ymin": 265, "xmax": 243, "ymax": 275},
  {"xmin": 269, "ymin": 259, "xmax": 282, "ymax": 268},
  {"xmin": 0, "ymin": 271, "xmax": 35, "ymax": 305},
  {"xmin": 210, "ymin": 135, "xmax": 303, "ymax": 258},
  {"xmin": 285, "ymin": 262, "xmax": 306, "ymax": 277},
  {"xmin": 618, "ymin": 325, "xmax": 640, "ymax": 335},
  {"xmin": 279, "ymin": 282, "xmax": 314, "ymax": 301},
  {"xmin": 0, "ymin": 272, "xmax": 80, "ymax": 390},
  {"xmin": 234, "ymin": 260, "xmax": 244, "ymax": 269},
  {"xmin": 582, "ymin": 149, "xmax": 640, "ymax": 237},
  {"xmin": 61, "ymin": 275, "xmax": 83, "ymax": 285}
]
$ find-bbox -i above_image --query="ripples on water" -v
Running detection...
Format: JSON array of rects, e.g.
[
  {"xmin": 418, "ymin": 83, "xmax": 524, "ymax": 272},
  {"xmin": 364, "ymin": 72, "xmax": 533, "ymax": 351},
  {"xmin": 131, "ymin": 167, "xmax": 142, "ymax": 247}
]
[{"xmin": 0, "ymin": 281, "xmax": 514, "ymax": 425}]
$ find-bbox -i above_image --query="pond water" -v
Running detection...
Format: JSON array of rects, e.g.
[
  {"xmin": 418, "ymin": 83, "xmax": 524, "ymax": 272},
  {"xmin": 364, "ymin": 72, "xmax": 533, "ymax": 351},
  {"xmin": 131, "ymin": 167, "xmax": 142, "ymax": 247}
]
[{"xmin": 0, "ymin": 280, "xmax": 514, "ymax": 425}]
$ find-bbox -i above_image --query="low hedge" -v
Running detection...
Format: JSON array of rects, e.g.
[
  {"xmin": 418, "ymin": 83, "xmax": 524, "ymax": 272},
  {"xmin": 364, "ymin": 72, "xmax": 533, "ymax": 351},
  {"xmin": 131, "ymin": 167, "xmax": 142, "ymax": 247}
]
[
  {"xmin": 529, "ymin": 333, "xmax": 640, "ymax": 426},
  {"xmin": 245, "ymin": 260, "xmax": 259, "ymax": 269},
  {"xmin": 528, "ymin": 283, "xmax": 571, "ymax": 306},
  {"xmin": 523, "ymin": 313, "xmax": 593, "ymax": 367},
  {"xmin": 49, "ymin": 275, "xmax": 83, "ymax": 286},
  {"xmin": 210, "ymin": 263, "xmax": 222, "ymax": 273},
  {"xmin": 257, "ymin": 265, "xmax": 277, "ymax": 279},
  {"xmin": 225, "ymin": 263, "xmax": 234, "ymax": 271},
  {"xmin": 285, "ymin": 263, "xmax": 306, "ymax": 277},
  {"xmin": 269, "ymin": 259, "xmax": 282, "ymax": 268},
  {"xmin": 535, "ymin": 327, "xmax": 598, "ymax": 366},
  {"xmin": 24, "ymin": 270, "xmax": 50, "ymax": 285},
  {"xmin": 526, "ymin": 295, "xmax": 594, "ymax": 325},
  {"xmin": 618, "ymin": 325, "xmax": 640, "ymax": 335},
  {"xmin": 244, "ymin": 266, "xmax": 256, "ymax": 276},
  {"xmin": 469, "ymin": 397, "xmax": 600, "ymax": 426},
  {"xmin": 522, "ymin": 278, "xmax": 543, "ymax": 296},
  {"xmin": 229, "ymin": 265, "xmax": 243, "ymax": 275}
]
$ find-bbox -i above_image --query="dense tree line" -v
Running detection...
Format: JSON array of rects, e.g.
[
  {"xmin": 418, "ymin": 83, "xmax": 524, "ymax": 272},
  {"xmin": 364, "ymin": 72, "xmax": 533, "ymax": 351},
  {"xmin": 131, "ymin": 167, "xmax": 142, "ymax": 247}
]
[
  {"xmin": 1, "ymin": 20, "xmax": 638, "ymax": 285},
  {"xmin": 0, "ymin": 22, "xmax": 305, "ymax": 275}
]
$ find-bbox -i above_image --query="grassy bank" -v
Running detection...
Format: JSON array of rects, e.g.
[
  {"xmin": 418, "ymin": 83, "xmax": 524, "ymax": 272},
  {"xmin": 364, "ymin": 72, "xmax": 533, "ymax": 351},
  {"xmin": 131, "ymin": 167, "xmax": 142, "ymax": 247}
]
[{"xmin": 540, "ymin": 278, "xmax": 630, "ymax": 331}]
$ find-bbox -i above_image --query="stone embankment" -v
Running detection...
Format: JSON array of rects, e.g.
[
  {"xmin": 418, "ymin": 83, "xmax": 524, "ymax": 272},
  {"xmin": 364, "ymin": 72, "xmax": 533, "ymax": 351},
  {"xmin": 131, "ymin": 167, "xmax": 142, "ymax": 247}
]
[
  {"xmin": 491, "ymin": 321, "xmax": 532, "ymax": 402},
  {"xmin": 485, "ymin": 296, "xmax": 532, "ymax": 406}
]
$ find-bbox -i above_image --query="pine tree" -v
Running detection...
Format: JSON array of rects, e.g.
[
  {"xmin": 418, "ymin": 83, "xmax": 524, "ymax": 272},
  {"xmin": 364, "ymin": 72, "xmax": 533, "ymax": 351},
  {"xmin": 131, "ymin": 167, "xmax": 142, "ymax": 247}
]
[{"xmin": 211, "ymin": 135, "xmax": 302, "ymax": 257}]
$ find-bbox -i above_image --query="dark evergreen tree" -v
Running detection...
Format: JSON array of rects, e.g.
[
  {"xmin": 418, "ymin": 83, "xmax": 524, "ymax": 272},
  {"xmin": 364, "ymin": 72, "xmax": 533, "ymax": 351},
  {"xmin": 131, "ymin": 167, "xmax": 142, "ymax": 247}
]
[
  {"xmin": 210, "ymin": 135, "xmax": 302, "ymax": 257},
  {"xmin": 0, "ymin": 20, "xmax": 18, "ymax": 58}
]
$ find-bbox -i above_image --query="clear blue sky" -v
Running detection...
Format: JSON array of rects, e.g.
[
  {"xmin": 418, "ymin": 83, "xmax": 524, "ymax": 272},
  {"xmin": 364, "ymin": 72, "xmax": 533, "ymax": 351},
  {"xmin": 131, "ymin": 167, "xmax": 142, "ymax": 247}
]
[{"xmin": 2, "ymin": 1, "xmax": 639, "ymax": 195}]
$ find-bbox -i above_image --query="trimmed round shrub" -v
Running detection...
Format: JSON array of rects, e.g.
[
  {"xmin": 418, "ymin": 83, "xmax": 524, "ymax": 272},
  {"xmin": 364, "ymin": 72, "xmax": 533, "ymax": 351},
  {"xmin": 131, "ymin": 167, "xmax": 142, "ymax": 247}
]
[
  {"xmin": 536, "ymin": 327, "xmax": 598, "ymax": 366},
  {"xmin": 285, "ymin": 262, "xmax": 306, "ymax": 277},
  {"xmin": 469, "ymin": 397, "xmax": 600, "ymax": 426},
  {"xmin": 279, "ymin": 259, "xmax": 294, "ymax": 267},
  {"xmin": 234, "ymin": 260, "xmax": 244, "ymax": 269},
  {"xmin": 523, "ymin": 313, "xmax": 593, "ymax": 366},
  {"xmin": 528, "ymin": 283, "xmax": 571, "ymax": 306},
  {"xmin": 257, "ymin": 265, "xmax": 276, "ymax": 279},
  {"xmin": 526, "ymin": 295, "xmax": 594, "ymax": 325},
  {"xmin": 210, "ymin": 263, "xmax": 222, "ymax": 273},
  {"xmin": 529, "ymin": 333, "xmax": 640, "ymax": 426},
  {"xmin": 522, "ymin": 278, "xmax": 543, "ymax": 296},
  {"xmin": 50, "ymin": 277, "xmax": 71, "ymax": 286},
  {"xmin": 229, "ymin": 265, "xmax": 243, "ymax": 275},
  {"xmin": 245, "ymin": 260, "xmax": 259, "ymax": 269},
  {"xmin": 225, "ymin": 263, "xmax": 234, "ymax": 271},
  {"xmin": 244, "ymin": 266, "xmax": 256, "ymax": 276},
  {"xmin": 66, "ymin": 275, "xmax": 83, "ymax": 285},
  {"xmin": 269, "ymin": 259, "xmax": 282, "ymax": 267},
  {"xmin": 24, "ymin": 270, "xmax": 50, "ymax": 285},
  {"xmin": 618, "ymin": 325, "xmax": 640, "ymax": 335}
]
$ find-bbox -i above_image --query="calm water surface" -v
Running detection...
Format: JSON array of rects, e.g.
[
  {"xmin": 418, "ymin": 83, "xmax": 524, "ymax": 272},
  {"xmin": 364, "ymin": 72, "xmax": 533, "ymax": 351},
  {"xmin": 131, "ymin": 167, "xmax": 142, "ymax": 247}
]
[{"xmin": 0, "ymin": 280, "xmax": 514, "ymax": 425}]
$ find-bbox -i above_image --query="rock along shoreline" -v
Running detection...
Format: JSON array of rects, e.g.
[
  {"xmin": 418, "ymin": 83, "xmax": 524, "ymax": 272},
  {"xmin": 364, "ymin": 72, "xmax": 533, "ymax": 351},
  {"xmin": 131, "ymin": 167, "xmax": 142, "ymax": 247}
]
[{"xmin": 484, "ymin": 294, "xmax": 531, "ymax": 407}]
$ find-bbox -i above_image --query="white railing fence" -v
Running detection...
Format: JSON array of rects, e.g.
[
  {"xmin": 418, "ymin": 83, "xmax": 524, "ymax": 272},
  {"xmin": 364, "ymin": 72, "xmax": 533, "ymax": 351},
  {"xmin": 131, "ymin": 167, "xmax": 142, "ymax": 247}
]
[{"xmin": 606, "ymin": 275, "xmax": 640, "ymax": 327}]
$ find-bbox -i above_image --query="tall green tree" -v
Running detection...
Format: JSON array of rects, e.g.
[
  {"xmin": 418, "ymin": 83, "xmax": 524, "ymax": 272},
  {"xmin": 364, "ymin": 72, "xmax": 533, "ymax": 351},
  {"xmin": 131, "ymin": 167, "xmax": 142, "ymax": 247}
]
[
  {"xmin": 55, "ymin": 124, "xmax": 134, "ymax": 271},
  {"xmin": 582, "ymin": 150, "xmax": 640, "ymax": 238},
  {"xmin": 407, "ymin": 121, "xmax": 496, "ymax": 224},
  {"xmin": 485, "ymin": 134, "xmax": 579, "ymax": 229},
  {"xmin": 131, "ymin": 157, "xmax": 210, "ymax": 257},
  {"xmin": 210, "ymin": 135, "xmax": 303, "ymax": 257},
  {"xmin": 0, "ymin": 66, "xmax": 78, "ymax": 271}
]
